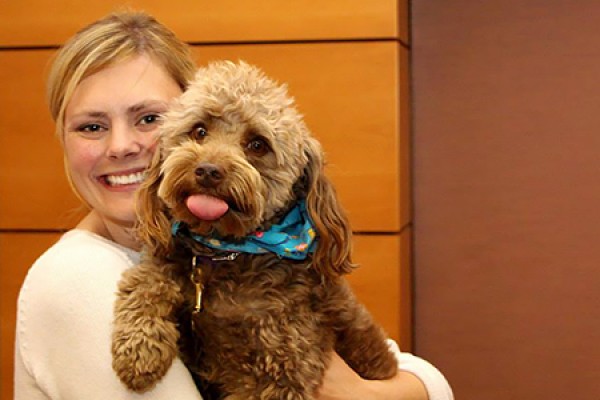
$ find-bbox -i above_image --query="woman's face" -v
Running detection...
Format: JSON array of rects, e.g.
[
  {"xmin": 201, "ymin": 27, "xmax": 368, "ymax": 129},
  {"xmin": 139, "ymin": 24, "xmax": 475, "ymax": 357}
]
[{"xmin": 63, "ymin": 54, "xmax": 182, "ymax": 227}]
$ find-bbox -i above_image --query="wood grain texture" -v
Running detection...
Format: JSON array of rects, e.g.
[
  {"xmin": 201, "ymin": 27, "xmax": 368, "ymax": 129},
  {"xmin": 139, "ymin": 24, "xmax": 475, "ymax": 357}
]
[
  {"xmin": 1, "ymin": 2, "xmax": 410, "ymax": 398},
  {"xmin": 0, "ymin": 50, "xmax": 84, "ymax": 230},
  {"xmin": 0, "ymin": 0, "xmax": 406, "ymax": 47},
  {"xmin": 0, "ymin": 43, "xmax": 408, "ymax": 232},
  {"xmin": 347, "ymin": 231, "xmax": 412, "ymax": 351}
]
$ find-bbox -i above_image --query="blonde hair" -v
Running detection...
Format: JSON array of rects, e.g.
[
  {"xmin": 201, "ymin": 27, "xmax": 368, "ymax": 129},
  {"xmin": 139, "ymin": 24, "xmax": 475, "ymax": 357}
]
[
  {"xmin": 48, "ymin": 10, "xmax": 196, "ymax": 142},
  {"xmin": 46, "ymin": 11, "xmax": 196, "ymax": 207}
]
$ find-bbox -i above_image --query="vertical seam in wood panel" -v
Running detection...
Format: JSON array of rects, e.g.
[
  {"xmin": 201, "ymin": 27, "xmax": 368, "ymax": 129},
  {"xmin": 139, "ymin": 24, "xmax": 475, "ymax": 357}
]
[
  {"xmin": 407, "ymin": 39, "xmax": 418, "ymax": 352},
  {"xmin": 402, "ymin": 25, "xmax": 417, "ymax": 350}
]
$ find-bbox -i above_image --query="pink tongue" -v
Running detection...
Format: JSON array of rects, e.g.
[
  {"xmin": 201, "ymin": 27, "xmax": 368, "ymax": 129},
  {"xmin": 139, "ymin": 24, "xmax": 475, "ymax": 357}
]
[{"xmin": 186, "ymin": 194, "xmax": 229, "ymax": 221}]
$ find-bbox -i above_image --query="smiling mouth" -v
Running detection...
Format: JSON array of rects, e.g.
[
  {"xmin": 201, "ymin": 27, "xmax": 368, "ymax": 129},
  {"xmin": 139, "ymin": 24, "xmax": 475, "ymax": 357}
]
[{"xmin": 103, "ymin": 171, "xmax": 146, "ymax": 187}]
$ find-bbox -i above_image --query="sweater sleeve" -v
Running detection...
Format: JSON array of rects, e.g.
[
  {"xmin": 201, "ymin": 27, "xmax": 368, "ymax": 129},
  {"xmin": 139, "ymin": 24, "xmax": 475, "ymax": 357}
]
[
  {"xmin": 14, "ymin": 231, "xmax": 202, "ymax": 400},
  {"xmin": 14, "ymin": 336, "xmax": 49, "ymax": 400},
  {"xmin": 387, "ymin": 339, "xmax": 454, "ymax": 400}
]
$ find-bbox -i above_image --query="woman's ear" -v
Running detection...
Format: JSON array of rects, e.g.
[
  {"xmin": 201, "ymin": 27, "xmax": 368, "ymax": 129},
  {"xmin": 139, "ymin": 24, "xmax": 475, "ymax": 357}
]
[
  {"xmin": 136, "ymin": 149, "xmax": 173, "ymax": 259},
  {"xmin": 303, "ymin": 137, "xmax": 355, "ymax": 279}
]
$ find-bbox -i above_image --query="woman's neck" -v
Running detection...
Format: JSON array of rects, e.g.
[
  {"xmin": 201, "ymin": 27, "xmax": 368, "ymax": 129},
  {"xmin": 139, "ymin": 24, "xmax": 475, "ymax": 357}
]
[{"xmin": 76, "ymin": 210, "xmax": 141, "ymax": 251}]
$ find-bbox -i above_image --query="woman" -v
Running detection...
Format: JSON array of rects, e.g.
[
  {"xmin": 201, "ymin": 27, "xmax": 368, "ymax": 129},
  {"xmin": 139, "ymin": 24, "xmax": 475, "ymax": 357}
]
[{"xmin": 14, "ymin": 11, "xmax": 453, "ymax": 400}]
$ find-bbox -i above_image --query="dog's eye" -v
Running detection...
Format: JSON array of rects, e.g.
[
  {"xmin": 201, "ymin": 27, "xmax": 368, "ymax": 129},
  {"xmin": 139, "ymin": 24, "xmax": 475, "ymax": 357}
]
[
  {"xmin": 246, "ymin": 138, "xmax": 270, "ymax": 156},
  {"xmin": 191, "ymin": 123, "xmax": 208, "ymax": 141}
]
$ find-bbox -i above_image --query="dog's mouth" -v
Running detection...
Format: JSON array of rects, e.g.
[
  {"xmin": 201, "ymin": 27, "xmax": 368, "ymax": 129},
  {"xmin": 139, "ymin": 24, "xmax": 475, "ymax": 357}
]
[
  {"xmin": 186, "ymin": 194, "xmax": 229, "ymax": 221},
  {"xmin": 185, "ymin": 194, "xmax": 246, "ymax": 220}
]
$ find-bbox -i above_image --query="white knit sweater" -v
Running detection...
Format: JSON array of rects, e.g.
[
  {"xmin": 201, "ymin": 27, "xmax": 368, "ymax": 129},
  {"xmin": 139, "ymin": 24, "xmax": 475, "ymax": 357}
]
[{"xmin": 14, "ymin": 229, "xmax": 453, "ymax": 400}]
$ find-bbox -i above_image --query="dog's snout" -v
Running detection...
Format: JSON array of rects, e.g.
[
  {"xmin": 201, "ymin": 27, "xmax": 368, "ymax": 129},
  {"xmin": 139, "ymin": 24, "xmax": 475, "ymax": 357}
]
[{"xmin": 195, "ymin": 163, "xmax": 225, "ymax": 187}]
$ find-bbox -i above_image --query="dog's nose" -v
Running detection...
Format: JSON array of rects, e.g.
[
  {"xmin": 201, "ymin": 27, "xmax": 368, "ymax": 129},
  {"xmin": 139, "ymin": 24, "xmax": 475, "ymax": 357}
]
[{"xmin": 195, "ymin": 163, "xmax": 225, "ymax": 187}]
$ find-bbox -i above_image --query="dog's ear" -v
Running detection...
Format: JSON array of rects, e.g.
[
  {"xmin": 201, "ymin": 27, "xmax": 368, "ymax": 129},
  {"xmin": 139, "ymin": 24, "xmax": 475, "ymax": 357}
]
[
  {"xmin": 135, "ymin": 149, "xmax": 173, "ymax": 259},
  {"xmin": 304, "ymin": 137, "xmax": 355, "ymax": 279}
]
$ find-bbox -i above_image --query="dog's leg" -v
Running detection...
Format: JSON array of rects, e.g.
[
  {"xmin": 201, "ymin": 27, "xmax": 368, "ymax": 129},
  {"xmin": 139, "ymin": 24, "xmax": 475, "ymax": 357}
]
[
  {"xmin": 112, "ymin": 260, "xmax": 184, "ymax": 392},
  {"xmin": 325, "ymin": 281, "xmax": 399, "ymax": 380}
]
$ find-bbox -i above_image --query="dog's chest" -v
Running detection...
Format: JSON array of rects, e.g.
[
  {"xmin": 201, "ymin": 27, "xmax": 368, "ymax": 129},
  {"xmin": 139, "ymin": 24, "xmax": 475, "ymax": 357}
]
[{"xmin": 192, "ymin": 254, "xmax": 320, "ymax": 320}]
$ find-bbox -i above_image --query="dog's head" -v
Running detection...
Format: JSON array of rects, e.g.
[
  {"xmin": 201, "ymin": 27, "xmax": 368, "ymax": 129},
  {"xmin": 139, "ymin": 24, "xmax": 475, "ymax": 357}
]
[{"xmin": 137, "ymin": 61, "xmax": 353, "ymax": 278}]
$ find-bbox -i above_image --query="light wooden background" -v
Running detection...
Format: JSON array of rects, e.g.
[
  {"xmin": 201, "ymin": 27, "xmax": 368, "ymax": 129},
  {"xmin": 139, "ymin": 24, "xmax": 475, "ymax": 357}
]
[{"xmin": 0, "ymin": 2, "xmax": 410, "ymax": 399}]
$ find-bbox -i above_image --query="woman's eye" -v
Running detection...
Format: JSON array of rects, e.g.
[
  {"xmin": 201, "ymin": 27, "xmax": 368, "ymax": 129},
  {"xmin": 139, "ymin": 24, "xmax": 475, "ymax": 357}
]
[
  {"xmin": 139, "ymin": 114, "xmax": 161, "ymax": 125},
  {"xmin": 78, "ymin": 124, "xmax": 104, "ymax": 133},
  {"xmin": 191, "ymin": 123, "xmax": 208, "ymax": 141},
  {"xmin": 246, "ymin": 138, "xmax": 270, "ymax": 156}
]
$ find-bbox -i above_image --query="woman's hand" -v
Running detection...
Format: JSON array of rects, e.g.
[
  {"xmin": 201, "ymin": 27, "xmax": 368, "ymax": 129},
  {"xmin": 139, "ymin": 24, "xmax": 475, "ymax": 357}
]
[{"xmin": 315, "ymin": 352, "xmax": 429, "ymax": 400}]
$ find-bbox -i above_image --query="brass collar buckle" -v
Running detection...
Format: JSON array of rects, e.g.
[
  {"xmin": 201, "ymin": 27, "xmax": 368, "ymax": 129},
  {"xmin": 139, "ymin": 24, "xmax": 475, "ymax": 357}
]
[{"xmin": 190, "ymin": 253, "xmax": 240, "ymax": 313}]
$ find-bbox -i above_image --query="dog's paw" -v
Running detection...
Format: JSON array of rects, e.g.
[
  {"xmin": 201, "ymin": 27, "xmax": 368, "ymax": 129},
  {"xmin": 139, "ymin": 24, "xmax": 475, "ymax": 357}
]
[{"xmin": 112, "ymin": 324, "xmax": 179, "ymax": 392}]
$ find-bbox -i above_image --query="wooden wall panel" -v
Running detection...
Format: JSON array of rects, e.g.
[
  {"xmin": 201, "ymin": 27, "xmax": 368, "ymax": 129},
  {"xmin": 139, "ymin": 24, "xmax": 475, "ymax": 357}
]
[
  {"xmin": 1, "ymin": 3, "xmax": 410, "ymax": 397},
  {"xmin": 0, "ymin": 43, "xmax": 407, "ymax": 233},
  {"xmin": 0, "ymin": 1, "xmax": 406, "ymax": 47},
  {"xmin": 0, "ymin": 50, "xmax": 84, "ymax": 231},
  {"xmin": 347, "ymin": 230, "xmax": 412, "ymax": 350},
  {"xmin": 0, "ymin": 232, "xmax": 62, "ymax": 400}
]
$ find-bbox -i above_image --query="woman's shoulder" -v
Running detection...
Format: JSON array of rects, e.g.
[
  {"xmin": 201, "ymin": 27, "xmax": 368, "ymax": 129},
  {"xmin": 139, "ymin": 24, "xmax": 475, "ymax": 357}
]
[
  {"xmin": 14, "ymin": 230, "xmax": 202, "ymax": 399},
  {"xmin": 15, "ymin": 230, "xmax": 135, "ymax": 374},
  {"xmin": 18, "ymin": 228, "xmax": 136, "ymax": 311},
  {"xmin": 37, "ymin": 228, "xmax": 138, "ymax": 267},
  {"xmin": 19, "ymin": 229, "xmax": 139, "ymax": 310},
  {"xmin": 25, "ymin": 229, "xmax": 138, "ymax": 285},
  {"xmin": 18, "ymin": 230, "xmax": 138, "ymax": 317}
]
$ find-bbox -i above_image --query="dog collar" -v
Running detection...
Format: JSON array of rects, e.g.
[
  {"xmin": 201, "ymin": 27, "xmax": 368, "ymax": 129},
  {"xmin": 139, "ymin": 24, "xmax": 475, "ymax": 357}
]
[{"xmin": 172, "ymin": 200, "xmax": 318, "ymax": 260}]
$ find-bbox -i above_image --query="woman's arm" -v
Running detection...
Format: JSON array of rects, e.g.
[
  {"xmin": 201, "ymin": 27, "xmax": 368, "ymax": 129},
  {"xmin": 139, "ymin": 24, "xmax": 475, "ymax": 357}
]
[
  {"xmin": 315, "ymin": 352, "xmax": 428, "ymax": 400},
  {"xmin": 390, "ymin": 340, "xmax": 454, "ymax": 400},
  {"xmin": 14, "ymin": 338, "xmax": 50, "ymax": 400},
  {"xmin": 316, "ymin": 340, "xmax": 453, "ymax": 400},
  {"xmin": 14, "ymin": 232, "xmax": 202, "ymax": 400}
]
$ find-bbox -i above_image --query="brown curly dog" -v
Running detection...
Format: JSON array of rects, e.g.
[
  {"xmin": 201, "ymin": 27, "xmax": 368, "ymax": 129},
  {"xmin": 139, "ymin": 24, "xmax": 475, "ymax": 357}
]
[{"xmin": 111, "ymin": 60, "xmax": 398, "ymax": 399}]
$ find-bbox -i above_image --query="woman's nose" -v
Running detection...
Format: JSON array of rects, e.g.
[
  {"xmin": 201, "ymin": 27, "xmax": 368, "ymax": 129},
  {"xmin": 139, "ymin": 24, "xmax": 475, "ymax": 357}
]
[{"xmin": 106, "ymin": 123, "xmax": 142, "ymax": 159}]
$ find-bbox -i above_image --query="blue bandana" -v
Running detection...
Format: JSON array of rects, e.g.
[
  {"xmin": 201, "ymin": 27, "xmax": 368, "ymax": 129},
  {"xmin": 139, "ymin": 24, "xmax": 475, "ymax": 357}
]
[{"xmin": 172, "ymin": 200, "xmax": 318, "ymax": 260}]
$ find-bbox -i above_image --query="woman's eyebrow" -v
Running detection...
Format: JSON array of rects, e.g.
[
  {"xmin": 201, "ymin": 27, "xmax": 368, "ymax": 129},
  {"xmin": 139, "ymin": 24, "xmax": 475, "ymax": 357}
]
[
  {"xmin": 128, "ymin": 100, "xmax": 170, "ymax": 113},
  {"xmin": 68, "ymin": 110, "xmax": 107, "ymax": 120}
]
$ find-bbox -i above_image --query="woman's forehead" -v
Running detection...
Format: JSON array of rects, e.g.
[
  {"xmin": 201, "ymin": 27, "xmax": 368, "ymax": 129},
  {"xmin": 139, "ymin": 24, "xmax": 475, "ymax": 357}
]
[{"xmin": 66, "ymin": 55, "xmax": 181, "ymax": 117}]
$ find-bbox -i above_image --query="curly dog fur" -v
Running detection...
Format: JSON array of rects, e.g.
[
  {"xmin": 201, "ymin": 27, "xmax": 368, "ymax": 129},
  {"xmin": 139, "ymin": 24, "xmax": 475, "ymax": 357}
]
[{"xmin": 112, "ymin": 60, "xmax": 398, "ymax": 399}]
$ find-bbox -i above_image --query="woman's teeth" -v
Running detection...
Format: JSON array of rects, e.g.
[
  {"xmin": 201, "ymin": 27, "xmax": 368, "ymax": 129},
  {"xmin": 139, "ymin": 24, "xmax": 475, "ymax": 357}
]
[{"xmin": 105, "ymin": 171, "xmax": 146, "ymax": 186}]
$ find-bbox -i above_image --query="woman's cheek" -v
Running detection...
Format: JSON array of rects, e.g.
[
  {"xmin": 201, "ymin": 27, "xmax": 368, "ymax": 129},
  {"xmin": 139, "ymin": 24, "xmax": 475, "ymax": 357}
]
[{"xmin": 64, "ymin": 136, "xmax": 105, "ymax": 178}]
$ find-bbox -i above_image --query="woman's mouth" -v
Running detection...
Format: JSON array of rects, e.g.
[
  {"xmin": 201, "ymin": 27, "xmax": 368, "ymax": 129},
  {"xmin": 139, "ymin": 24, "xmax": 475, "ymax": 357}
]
[{"xmin": 103, "ymin": 171, "xmax": 146, "ymax": 187}]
